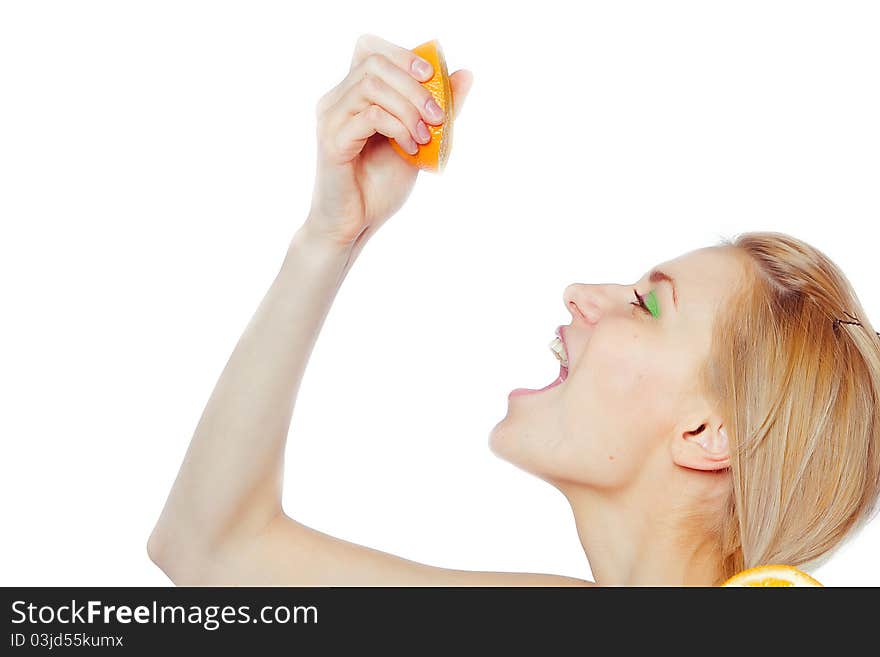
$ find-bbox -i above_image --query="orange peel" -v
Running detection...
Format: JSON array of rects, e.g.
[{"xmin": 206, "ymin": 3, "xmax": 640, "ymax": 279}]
[
  {"xmin": 389, "ymin": 39, "xmax": 454, "ymax": 173},
  {"xmin": 721, "ymin": 564, "xmax": 823, "ymax": 587}
]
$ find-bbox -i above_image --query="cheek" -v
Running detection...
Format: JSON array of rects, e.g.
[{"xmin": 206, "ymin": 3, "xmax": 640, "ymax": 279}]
[
  {"xmin": 490, "ymin": 328, "xmax": 696, "ymax": 489},
  {"xmin": 533, "ymin": 342, "xmax": 636, "ymax": 485},
  {"xmin": 561, "ymin": 331, "xmax": 685, "ymax": 468},
  {"xmin": 581, "ymin": 327, "xmax": 655, "ymax": 400}
]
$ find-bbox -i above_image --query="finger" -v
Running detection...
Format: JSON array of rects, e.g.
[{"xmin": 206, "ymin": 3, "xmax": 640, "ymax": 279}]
[
  {"xmin": 332, "ymin": 104, "xmax": 419, "ymax": 160},
  {"xmin": 448, "ymin": 69, "xmax": 474, "ymax": 121},
  {"xmin": 351, "ymin": 33, "xmax": 435, "ymax": 84},
  {"xmin": 326, "ymin": 53, "xmax": 445, "ymax": 134},
  {"xmin": 317, "ymin": 36, "xmax": 438, "ymax": 119},
  {"xmin": 338, "ymin": 65, "xmax": 441, "ymax": 146}
]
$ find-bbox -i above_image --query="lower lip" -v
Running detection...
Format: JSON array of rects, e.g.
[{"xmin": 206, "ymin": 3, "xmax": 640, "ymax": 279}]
[{"xmin": 508, "ymin": 366, "xmax": 568, "ymax": 399}]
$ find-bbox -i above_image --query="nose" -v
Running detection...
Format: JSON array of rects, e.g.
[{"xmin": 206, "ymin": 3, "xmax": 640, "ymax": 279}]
[{"xmin": 563, "ymin": 283, "xmax": 602, "ymax": 324}]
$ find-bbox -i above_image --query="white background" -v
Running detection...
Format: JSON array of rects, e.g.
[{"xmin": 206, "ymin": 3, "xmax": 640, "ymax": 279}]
[{"xmin": 2, "ymin": 1, "xmax": 878, "ymax": 586}]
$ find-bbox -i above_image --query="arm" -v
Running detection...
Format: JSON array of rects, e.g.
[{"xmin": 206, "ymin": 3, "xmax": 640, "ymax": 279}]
[
  {"xmin": 147, "ymin": 219, "xmax": 592, "ymax": 587},
  {"xmin": 146, "ymin": 217, "xmax": 352, "ymax": 581},
  {"xmin": 148, "ymin": 33, "xmax": 593, "ymax": 587}
]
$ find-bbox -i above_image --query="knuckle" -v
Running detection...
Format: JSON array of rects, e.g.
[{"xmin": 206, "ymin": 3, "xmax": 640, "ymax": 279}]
[
  {"xmin": 364, "ymin": 52, "xmax": 386, "ymax": 72},
  {"xmin": 411, "ymin": 101, "xmax": 426, "ymax": 124},
  {"xmin": 365, "ymin": 104, "xmax": 384, "ymax": 122},
  {"xmin": 359, "ymin": 74, "xmax": 380, "ymax": 96},
  {"xmin": 354, "ymin": 34, "xmax": 371, "ymax": 55},
  {"xmin": 352, "ymin": 34, "xmax": 373, "ymax": 62}
]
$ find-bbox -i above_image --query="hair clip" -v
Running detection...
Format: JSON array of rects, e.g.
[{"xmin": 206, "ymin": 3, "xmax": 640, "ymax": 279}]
[{"xmin": 833, "ymin": 311, "xmax": 880, "ymax": 338}]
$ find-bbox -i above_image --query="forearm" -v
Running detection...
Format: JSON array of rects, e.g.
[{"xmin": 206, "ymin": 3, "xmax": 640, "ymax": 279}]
[{"xmin": 150, "ymin": 217, "xmax": 356, "ymax": 562}]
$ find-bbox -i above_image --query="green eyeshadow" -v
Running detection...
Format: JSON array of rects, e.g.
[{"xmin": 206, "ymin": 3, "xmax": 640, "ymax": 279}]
[{"xmin": 645, "ymin": 290, "xmax": 660, "ymax": 318}]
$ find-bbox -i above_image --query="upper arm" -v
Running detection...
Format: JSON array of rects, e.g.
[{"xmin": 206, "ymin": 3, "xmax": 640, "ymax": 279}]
[{"xmin": 183, "ymin": 513, "xmax": 595, "ymax": 587}]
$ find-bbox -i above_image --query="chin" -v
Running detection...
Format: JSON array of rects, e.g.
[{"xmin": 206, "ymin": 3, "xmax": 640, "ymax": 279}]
[
  {"xmin": 488, "ymin": 413, "xmax": 517, "ymax": 461},
  {"xmin": 488, "ymin": 415, "xmax": 542, "ymax": 478},
  {"xmin": 488, "ymin": 415, "xmax": 508, "ymax": 457}
]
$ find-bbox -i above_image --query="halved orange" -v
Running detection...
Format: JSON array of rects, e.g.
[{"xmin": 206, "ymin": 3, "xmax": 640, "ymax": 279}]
[
  {"xmin": 389, "ymin": 39, "xmax": 454, "ymax": 173},
  {"xmin": 721, "ymin": 564, "xmax": 823, "ymax": 587}
]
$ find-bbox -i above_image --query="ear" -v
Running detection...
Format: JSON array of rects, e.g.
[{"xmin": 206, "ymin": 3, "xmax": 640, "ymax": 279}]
[{"xmin": 671, "ymin": 418, "xmax": 730, "ymax": 472}]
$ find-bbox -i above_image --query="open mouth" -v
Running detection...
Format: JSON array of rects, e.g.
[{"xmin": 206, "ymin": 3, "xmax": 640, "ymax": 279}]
[{"xmin": 508, "ymin": 326, "xmax": 569, "ymax": 399}]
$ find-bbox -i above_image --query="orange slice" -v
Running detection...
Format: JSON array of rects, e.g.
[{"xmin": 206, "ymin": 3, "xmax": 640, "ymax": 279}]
[
  {"xmin": 389, "ymin": 39, "xmax": 454, "ymax": 173},
  {"xmin": 721, "ymin": 564, "xmax": 823, "ymax": 587}
]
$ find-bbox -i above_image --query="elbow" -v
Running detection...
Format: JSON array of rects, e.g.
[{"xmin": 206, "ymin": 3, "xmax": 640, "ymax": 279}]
[
  {"xmin": 146, "ymin": 526, "xmax": 168, "ymax": 573},
  {"xmin": 147, "ymin": 524, "xmax": 209, "ymax": 586},
  {"xmin": 146, "ymin": 525, "xmax": 177, "ymax": 582}
]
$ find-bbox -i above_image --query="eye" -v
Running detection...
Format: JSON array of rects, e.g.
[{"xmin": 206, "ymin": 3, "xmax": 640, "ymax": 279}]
[
  {"xmin": 631, "ymin": 289, "xmax": 649, "ymax": 314},
  {"xmin": 630, "ymin": 289, "xmax": 660, "ymax": 318}
]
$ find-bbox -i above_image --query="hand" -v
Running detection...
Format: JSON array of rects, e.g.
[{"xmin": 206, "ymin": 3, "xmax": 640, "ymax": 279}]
[{"xmin": 306, "ymin": 33, "xmax": 473, "ymax": 247}]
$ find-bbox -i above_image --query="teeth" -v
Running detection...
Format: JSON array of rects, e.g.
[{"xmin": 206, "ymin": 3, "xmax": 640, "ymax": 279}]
[{"xmin": 548, "ymin": 337, "xmax": 569, "ymax": 368}]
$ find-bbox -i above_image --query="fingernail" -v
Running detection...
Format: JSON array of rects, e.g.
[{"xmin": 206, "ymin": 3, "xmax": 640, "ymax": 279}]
[
  {"xmin": 412, "ymin": 57, "xmax": 432, "ymax": 80},
  {"xmin": 425, "ymin": 97, "xmax": 444, "ymax": 121},
  {"xmin": 416, "ymin": 120, "xmax": 431, "ymax": 143}
]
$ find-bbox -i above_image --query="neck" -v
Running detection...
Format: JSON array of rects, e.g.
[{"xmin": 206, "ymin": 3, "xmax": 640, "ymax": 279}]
[{"xmin": 559, "ymin": 482, "xmax": 724, "ymax": 586}]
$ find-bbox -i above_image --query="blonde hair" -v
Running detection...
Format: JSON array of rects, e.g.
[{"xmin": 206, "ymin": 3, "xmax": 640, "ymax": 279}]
[{"xmin": 701, "ymin": 231, "xmax": 880, "ymax": 585}]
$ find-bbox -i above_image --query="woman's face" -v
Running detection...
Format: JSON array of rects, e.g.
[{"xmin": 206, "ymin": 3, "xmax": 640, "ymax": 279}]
[{"xmin": 489, "ymin": 245, "xmax": 747, "ymax": 491}]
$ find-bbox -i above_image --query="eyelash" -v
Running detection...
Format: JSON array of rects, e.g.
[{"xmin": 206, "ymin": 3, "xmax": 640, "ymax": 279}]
[{"xmin": 630, "ymin": 289, "xmax": 651, "ymax": 315}]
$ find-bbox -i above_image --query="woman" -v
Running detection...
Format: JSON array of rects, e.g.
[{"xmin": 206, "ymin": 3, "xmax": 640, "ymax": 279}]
[{"xmin": 147, "ymin": 34, "xmax": 880, "ymax": 586}]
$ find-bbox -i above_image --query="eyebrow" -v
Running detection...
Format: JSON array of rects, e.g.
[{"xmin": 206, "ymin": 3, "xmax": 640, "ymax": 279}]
[{"xmin": 648, "ymin": 269, "xmax": 678, "ymax": 309}]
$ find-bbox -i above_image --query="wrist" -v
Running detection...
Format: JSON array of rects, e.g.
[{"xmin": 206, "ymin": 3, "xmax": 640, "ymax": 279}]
[
  {"xmin": 289, "ymin": 218, "xmax": 356, "ymax": 266},
  {"xmin": 282, "ymin": 219, "xmax": 353, "ymax": 275}
]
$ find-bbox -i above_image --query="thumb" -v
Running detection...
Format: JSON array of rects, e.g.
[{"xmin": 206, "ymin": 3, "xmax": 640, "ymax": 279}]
[{"xmin": 449, "ymin": 69, "xmax": 474, "ymax": 120}]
